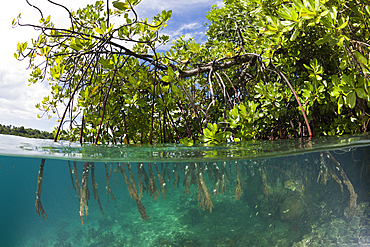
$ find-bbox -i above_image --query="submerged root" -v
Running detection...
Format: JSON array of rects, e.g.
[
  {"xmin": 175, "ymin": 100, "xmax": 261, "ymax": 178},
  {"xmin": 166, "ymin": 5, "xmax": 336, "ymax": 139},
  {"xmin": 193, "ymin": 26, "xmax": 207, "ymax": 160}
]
[
  {"xmin": 196, "ymin": 163, "xmax": 214, "ymax": 213},
  {"xmin": 148, "ymin": 163, "xmax": 160, "ymax": 200},
  {"xmin": 119, "ymin": 163, "xmax": 149, "ymax": 221},
  {"xmin": 154, "ymin": 162, "xmax": 166, "ymax": 199},
  {"xmin": 68, "ymin": 161, "xmax": 76, "ymax": 190},
  {"xmin": 104, "ymin": 163, "xmax": 116, "ymax": 202},
  {"xmin": 325, "ymin": 151, "xmax": 358, "ymax": 220},
  {"xmin": 35, "ymin": 159, "xmax": 48, "ymax": 221},
  {"xmin": 91, "ymin": 163, "xmax": 104, "ymax": 215},
  {"xmin": 137, "ymin": 163, "xmax": 144, "ymax": 200},
  {"xmin": 79, "ymin": 162, "xmax": 89, "ymax": 226},
  {"xmin": 261, "ymin": 167, "xmax": 270, "ymax": 198},
  {"xmin": 34, "ymin": 157, "xmax": 361, "ymax": 226},
  {"xmin": 235, "ymin": 162, "xmax": 243, "ymax": 200},
  {"xmin": 183, "ymin": 164, "xmax": 192, "ymax": 194}
]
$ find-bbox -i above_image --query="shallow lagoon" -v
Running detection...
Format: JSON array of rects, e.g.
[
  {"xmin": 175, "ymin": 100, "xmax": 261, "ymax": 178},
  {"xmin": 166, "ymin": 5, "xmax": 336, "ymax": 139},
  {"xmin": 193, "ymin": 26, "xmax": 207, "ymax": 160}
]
[{"xmin": 0, "ymin": 134, "xmax": 370, "ymax": 247}]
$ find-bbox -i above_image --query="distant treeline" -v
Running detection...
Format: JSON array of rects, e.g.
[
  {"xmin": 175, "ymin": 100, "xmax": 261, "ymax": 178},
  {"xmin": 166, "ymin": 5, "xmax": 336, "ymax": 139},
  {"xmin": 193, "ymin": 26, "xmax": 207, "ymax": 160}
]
[{"xmin": 0, "ymin": 124, "xmax": 54, "ymax": 139}]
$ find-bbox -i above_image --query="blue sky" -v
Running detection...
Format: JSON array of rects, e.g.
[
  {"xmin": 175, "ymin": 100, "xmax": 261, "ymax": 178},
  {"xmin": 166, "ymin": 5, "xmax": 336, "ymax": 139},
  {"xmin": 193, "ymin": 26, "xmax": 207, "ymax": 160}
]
[{"xmin": 0, "ymin": 0, "xmax": 223, "ymax": 132}]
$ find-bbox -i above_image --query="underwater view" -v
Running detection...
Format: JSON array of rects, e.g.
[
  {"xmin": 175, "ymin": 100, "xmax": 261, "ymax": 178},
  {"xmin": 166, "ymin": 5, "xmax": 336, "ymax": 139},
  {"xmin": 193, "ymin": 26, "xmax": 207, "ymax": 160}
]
[{"xmin": 0, "ymin": 134, "xmax": 370, "ymax": 247}]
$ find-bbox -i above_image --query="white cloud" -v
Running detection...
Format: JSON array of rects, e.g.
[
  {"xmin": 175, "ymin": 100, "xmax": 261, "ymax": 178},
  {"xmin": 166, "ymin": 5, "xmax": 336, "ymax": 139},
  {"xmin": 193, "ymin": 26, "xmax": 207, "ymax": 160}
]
[
  {"xmin": 216, "ymin": 1, "xmax": 225, "ymax": 8},
  {"xmin": 137, "ymin": 0, "xmax": 218, "ymax": 15},
  {"xmin": 181, "ymin": 22, "xmax": 203, "ymax": 30},
  {"xmin": 0, "ymin": 64, "xmax": 55, "ymax": 131},
  {"xmin": 160, "ymin": 22, "xmax": 205, "ymax": 42}
]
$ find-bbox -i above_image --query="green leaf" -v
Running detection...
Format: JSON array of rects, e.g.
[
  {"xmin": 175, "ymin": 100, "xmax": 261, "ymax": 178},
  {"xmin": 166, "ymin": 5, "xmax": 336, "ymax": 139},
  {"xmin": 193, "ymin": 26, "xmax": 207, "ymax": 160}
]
[
  {"xmin": 45, "ymin": 15, "xmax": 51, "ymax": 24},
  {"xmin": 168, "ymin": 67, "xmax": 175, "ymax": 78},
  {"xmin": 266, "ymin": 25, "xmax": 278, "ymax": 32},
  {"xmin": 128, "ymin": 0, "xmax": 141, "ymax": 7},
  {"xmin": 94, "ymin": 27, "xmax": 104, "ymax": 35},
  {"xmin": 162, "ymin": 75, "xmax": 172, "ymax": 83},
  {"xmin": 337, "ymin": 16, "xmax": 349, "ymax": 30},
  {"xmin": 107, "ymin": 24, "xmax": 114, "ymax": 33},
  {"xmin": 180, "ymin": 137, "xmax": 194, "ymax": 146},
  {"xmin": 338, "ymin": 95, "xmax": 344, "ymax": 114},
  {"xmin": 354, "ymin": 51, "xmax": 368, "ymax": 65},
  {"xmin": 342, "ymin": 74, "xmax": 352, "ymax": 87},
  {"xmin": 250, "ymin": 6, "xmax": 262, "ymax": 15},
  {"xmin": 355, "ymin": 88, "xmax": 367, "ymax": 99},
  {"xmin": 314, "ymin": 0, "xmax": 320, "ymax": 11},
  {"xmin": 161, "ymin": 10, "xmax": 172, "ymax": 22},
  {"xmin": 303, "ymin": 63, "xmax": 312, "ymax": 70},
  {"xmin": 337, "ymin": 35, "xmax": 345, "ymax": 47},
  {"xmin": 303, "ymin": 0, "xmax": 314, "ymax": 11},
  {"xmin": 101, "ymin": 21, "xmax": 107, "ymax": 33},
  {"xmin": 315, "ymin": 35, "xmax": 330, "ymax": 45},
  {"xmin": 203, "ymin": 128, "xmax": 212, "ymax": 137},
  {"xmin": 346, "ymin": 91, "xmax": 356, "ymax": 108},
  {"xmin": 171, "ymin": 84, "xmax": 181, "ymax": 95},
  {"xmin": 215, "ymin": 132, "xmax": 228, "ymax": 142},
  {"xmin": 100, "ymin": 58, "xmax": 114, "ymax": 69},
  {"xmin": 277, "ymin": 7, "xmax": 292, "ymax": 20},
  {"xmin": 329, "ymin": 6, "xmax": 337, "ymax": 22},
  {"xmin": 292, "ymin": 0, "xmax": 305, "ymax": 10},
  {"xmin": 281, "ymin": 20, "xmax": 295, "ymax": 26},
  {"xmin": 128, "ymin": 75, "xmax": 137, "ymax": 85},
  {"xmin": 320, "ymin": 10, "xmax": 329, "ymax": 17},
  {"xmin": 198, "ymin": 135, "xmax": 211, "ymax": 143},
  {"xmin": 113, "ymin": 1, "xmax": 128, "ymax": 11},
  {"xmin": 290, "ymin": 27, "xmax": 299, "ymax": 41}
]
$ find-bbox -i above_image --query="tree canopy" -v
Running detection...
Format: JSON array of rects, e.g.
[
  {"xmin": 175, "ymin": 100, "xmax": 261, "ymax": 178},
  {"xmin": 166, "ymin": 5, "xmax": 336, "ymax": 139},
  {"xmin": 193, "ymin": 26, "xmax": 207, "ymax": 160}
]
[{"xmin": 13, "ymin": 0, "xmax": 370, "ymax": 145}]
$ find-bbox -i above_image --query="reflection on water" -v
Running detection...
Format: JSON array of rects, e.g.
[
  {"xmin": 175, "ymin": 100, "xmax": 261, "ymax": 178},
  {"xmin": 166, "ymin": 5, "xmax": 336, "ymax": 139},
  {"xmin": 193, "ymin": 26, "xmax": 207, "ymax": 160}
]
[{"xmin": 0, "ymin": 135, "xmax": 369, "ymax": 247}]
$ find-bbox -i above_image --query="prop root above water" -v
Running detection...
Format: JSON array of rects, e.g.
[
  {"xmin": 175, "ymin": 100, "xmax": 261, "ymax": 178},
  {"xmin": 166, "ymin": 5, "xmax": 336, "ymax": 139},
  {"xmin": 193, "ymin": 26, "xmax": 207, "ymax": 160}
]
[{"xmin": 35, "ymin": 158, "xmax": 48, "ymax": 221}]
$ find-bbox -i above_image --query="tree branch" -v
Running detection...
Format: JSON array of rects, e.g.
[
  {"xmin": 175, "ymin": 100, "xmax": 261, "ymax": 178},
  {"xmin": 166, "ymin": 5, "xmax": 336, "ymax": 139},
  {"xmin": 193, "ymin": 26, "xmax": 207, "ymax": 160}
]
[{"xmin": 178, "ymin": 53, "xmax": 256, "ymax": 79}]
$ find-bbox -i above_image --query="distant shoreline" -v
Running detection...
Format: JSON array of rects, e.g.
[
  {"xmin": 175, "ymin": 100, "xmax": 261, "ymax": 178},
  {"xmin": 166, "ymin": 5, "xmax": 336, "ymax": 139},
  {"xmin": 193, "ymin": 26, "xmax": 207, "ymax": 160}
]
[{"xmin": 0, "ymin": 124, "xmax": 53, "ymax": 139}]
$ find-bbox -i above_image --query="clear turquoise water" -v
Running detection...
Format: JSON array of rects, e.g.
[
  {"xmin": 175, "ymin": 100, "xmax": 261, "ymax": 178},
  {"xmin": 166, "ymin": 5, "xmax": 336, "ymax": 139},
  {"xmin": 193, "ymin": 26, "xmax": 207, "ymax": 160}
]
[{"xmin": 0, "ymin": 134, "xmax": 370, "ymax": 247}]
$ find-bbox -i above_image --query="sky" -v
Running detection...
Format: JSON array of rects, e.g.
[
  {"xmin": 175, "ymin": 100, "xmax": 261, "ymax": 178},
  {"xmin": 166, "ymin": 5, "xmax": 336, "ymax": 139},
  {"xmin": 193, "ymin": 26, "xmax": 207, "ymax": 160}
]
[{"xmin": 0, "ymin": 0, "xmax": 223, "ymax": 132}]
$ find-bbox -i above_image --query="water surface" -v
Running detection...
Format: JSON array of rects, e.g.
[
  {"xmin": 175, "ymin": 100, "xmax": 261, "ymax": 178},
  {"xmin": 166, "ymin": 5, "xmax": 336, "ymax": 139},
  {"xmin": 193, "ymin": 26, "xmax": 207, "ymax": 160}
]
[{"xmin": 0, "ymin": 134, "xmax": 369, "ymax": 246}]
